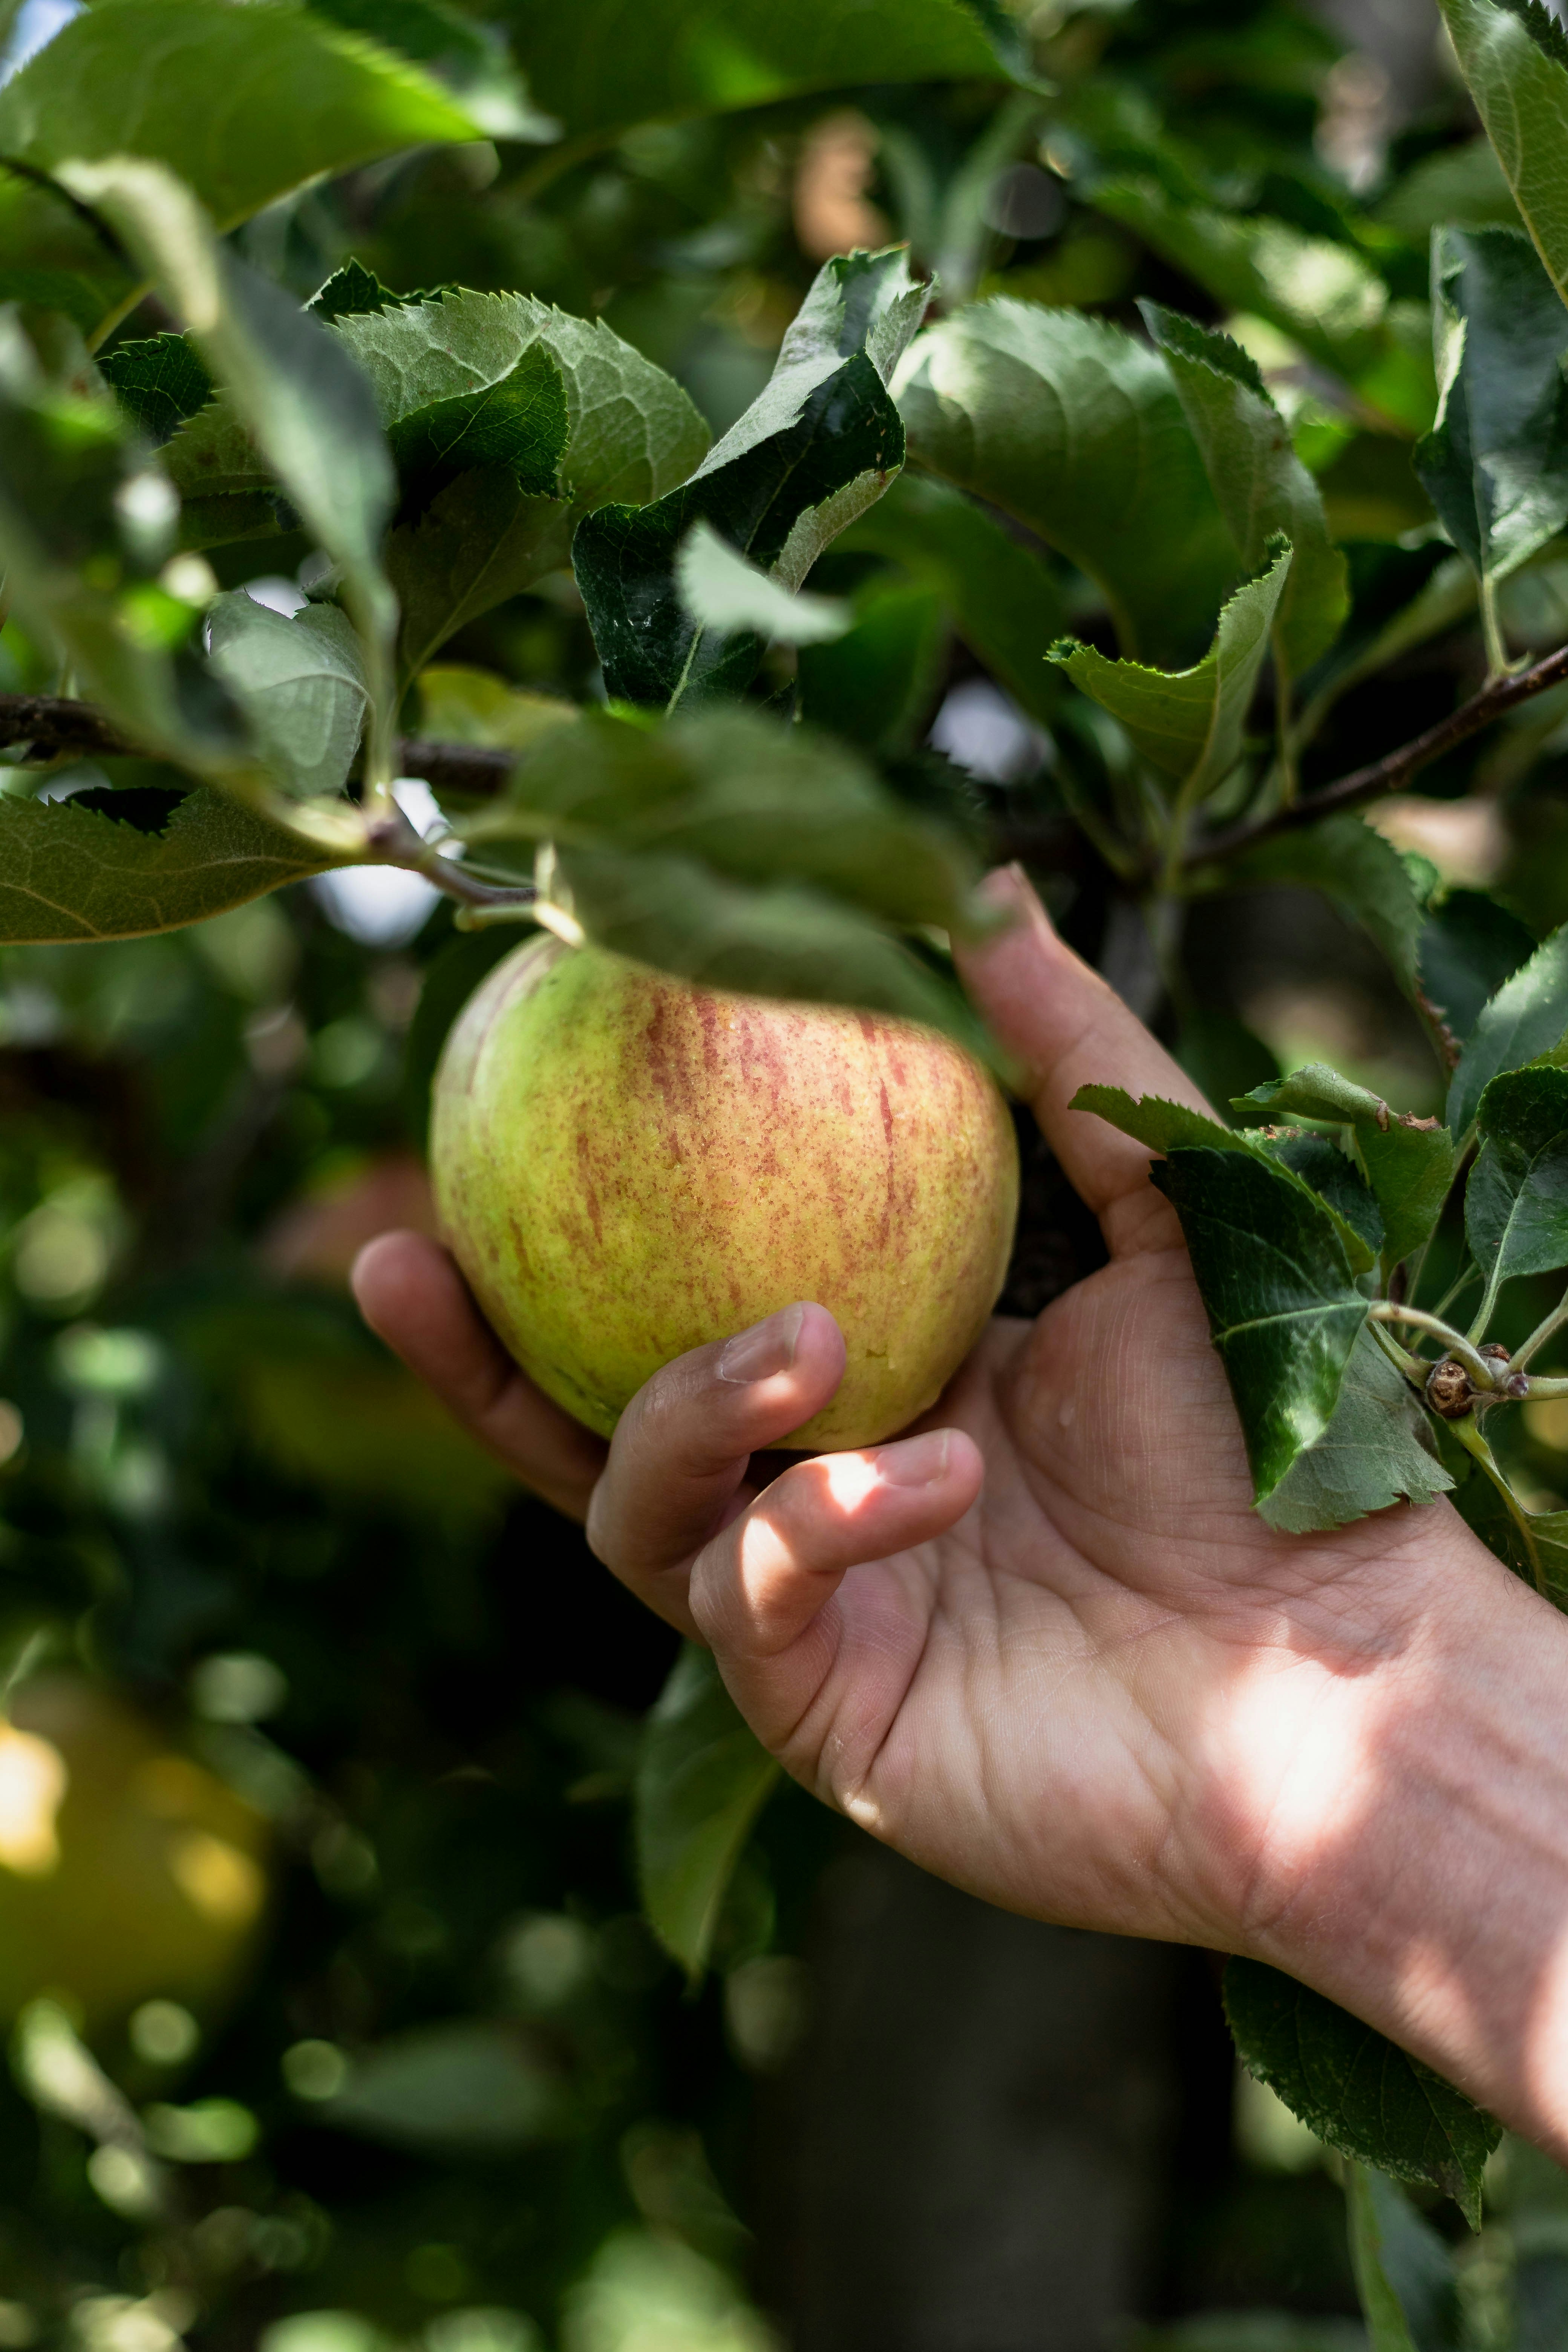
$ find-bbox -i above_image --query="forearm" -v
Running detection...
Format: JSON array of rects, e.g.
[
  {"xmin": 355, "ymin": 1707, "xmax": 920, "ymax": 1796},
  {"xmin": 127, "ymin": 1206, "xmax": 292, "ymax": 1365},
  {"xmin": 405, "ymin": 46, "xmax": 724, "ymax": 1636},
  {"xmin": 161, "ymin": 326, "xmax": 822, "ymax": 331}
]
[{"xmin": 1252, "ymin": 1510, "xmax": 1568, "ymax": 2159}]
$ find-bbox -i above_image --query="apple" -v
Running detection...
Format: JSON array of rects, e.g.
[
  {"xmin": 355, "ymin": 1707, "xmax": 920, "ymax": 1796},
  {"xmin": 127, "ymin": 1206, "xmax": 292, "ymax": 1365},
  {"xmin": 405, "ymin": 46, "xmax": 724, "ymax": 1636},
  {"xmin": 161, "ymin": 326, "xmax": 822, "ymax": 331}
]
[
  {"xmin": 0, "ymin": 1677, "xmax": 270, "ymax": 2030},
  {"xmin": 431, "ymin": 939, "xmax": 1019, "ymax": 1449}
]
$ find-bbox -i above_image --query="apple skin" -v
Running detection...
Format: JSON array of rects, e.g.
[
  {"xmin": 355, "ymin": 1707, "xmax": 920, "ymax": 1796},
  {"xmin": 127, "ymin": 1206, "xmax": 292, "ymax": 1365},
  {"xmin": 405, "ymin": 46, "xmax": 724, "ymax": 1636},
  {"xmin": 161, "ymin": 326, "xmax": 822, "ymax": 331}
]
[{"xmin": 431, "ymin": 938, "xmax": 1019, "ymax": 1450}]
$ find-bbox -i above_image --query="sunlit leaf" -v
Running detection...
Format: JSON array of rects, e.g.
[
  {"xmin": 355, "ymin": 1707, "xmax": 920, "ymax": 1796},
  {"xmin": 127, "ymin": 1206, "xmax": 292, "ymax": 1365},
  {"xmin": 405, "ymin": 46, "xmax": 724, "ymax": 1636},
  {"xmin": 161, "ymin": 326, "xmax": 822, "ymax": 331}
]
[
  {"xmin": 1259, "ymin": 1325, "xmax": 1452, "ymax": 1536},
  {"xmin": 0, "ymin": 0, "xmax": 484, "ymax": 238},
  {"xmin": 304, "ymin": 0, "xmax": 557, "ymax": 142},
  {"xmin": 1466, "ymin": 1063, "xmax": 1568, "ymax": 1289},
  {"xmin": 635, "ymin": 1643, "xmax": 779, "ymax": 1981},
  {"xmin": 1225, "ymin": 1959, "xmax": 1501, "ymax": 2226},
  {"xmin": 675, "ymin": 521, "xmax": 851, "ymax": 646}
]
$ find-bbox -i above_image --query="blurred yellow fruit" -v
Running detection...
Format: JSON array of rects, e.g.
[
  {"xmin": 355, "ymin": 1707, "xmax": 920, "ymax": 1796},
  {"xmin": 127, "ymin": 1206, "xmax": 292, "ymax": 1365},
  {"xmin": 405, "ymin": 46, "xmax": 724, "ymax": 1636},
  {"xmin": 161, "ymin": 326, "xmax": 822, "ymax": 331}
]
[{"xmin": 0, "ymin": 1678, "xmax": 270, "ymax": 2030}]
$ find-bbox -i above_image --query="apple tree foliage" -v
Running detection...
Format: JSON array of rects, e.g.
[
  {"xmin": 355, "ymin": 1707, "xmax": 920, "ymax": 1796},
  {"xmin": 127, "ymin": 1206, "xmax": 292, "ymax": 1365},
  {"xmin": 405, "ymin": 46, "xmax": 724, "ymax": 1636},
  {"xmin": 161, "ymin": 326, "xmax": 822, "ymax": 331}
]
[{"xmin": 11, "ymin": 0, "xmax": 1568, "ymax": 2338}]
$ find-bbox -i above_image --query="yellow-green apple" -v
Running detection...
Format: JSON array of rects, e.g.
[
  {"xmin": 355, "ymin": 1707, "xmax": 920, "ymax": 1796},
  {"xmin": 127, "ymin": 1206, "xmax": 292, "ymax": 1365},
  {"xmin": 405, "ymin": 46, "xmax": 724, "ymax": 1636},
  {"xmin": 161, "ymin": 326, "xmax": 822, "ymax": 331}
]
[{"xmin": 431, "ymin": 939, "xmax": 1019, "ymax": 1449}]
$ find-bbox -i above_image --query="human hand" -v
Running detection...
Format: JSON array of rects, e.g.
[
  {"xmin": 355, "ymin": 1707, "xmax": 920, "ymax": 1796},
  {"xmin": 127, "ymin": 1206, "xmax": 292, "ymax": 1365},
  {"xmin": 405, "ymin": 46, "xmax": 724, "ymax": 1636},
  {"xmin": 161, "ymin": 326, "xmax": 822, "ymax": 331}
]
[{"xmin": 354, "ymin": 870, "xmax": 1568, "ymax": 2149}]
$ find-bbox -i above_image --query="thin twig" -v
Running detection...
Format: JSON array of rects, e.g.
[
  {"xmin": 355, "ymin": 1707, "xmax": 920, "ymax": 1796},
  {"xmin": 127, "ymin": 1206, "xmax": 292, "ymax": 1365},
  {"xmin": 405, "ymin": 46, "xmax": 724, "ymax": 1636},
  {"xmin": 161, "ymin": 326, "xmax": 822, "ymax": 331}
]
[{"xmin": 1187, "ymin": 640, "xmax": 1568, "ymax": 869}]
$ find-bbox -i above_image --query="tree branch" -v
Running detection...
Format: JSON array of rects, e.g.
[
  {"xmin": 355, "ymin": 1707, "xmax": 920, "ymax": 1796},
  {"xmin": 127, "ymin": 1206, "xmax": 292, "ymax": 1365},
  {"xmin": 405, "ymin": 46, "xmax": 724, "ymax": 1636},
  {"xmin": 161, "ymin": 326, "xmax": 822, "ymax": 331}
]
[{"xmin": 1188, "ymin": 639, "xmax": 1568, "ymax": 869}]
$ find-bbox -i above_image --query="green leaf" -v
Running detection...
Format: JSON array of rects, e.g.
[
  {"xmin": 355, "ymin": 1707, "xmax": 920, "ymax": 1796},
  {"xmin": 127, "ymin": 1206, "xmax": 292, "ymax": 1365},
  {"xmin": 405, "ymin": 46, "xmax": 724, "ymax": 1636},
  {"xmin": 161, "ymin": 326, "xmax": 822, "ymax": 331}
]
[
  {"xmin": 70, "ymin": 162, "xmax": 394, "ymax": 624},
  {"xmin": 317, "ymin": 2020, "xmax": 567, "ymax": 2153},
  {"xmin": 1344, "ymin": 2164, "xmax": 1461, "ymax": 2352},
  {"xmin": 1259, "ymin": 1325, "xmax": 1452, "ymax": 1536},
  {"xmin": 506, "ymin": 0, "xmax": 1012, "ymax": 144},
  {"xmin": 467, "ymin": 706, "xmax": 978, "ymax": 934},
  {"xmin": 1436, "ymin": 0, "xmax": 1568, "ymax": 311},
  {"xmin": 306, "ymin": 258, "xmax": 402, "ymax": 324},
  {"xmin": 1377, "ymin": 136, "xmax": 1523, "ymax": 241},
  {"xmin": 1150, "ymin": 1146, "xmax": 1369, "ymax": 1502},
  {"xmin": 206, "ymin": 593, "xmax": 368, "ymax": 801},
  {"xmin": 0, "ymin": 0, "xmax": 485, "ymax": 237},
  {"xmin": 303, "ymin": 0, "xmax": 557, "ymax": 142},
  {"xmin": 1466, "ymin": 1062, "xmax": 1568, "ymax": 1288},
  {"xmin": 0, "ymin": 790, "xmax": 331, "ymax": 945},
  {"xmin": 0, "ymin": 268, "xmax": 116, "ymax": 338},
  {"xmin": 1215, "ymin": 815, "xmax": 1429, "ymax": 1003},
  {"xmin": 676, "ymin": 521, "xmax": 851, "ymax": 646},
  {"xmin": 836, "ymin": 469, "xmax": 1067, "ymax": 725},
  {"xmin": 634, "ymin": 1643, "xmax": 780, "ymax": 1980},
  {"xmin": 1233, "ymin": 1064, "xmax": 1456, "ymax": 1271},
  {"xmin": 385, "ymin": 338, "xmax": 568, "ymax": 511},
  {"xmin": 1069, "ymin": 1083, "xmax": 1378, "ymax": 1276},
  {"xmin": 1414, "ymin": 228, "xmax": 1568, "ymax": 596},
  {"xmin": 1419, "ymin": 889, "xmax": 1536, "ymax": 1048},
  {"xmin": 1050, "ymin": 543, "xmax": 1291, "ymax": 799},
  {"xmin": 797, "ymin": 582, "xmax": 949, "ymax": 755},
  {"xmin": 1091, "ymin": 181, "xmax": 1394, "ymax": 384},
  {"xmin": 895, "ymin": 302, "xmax": 1238, "ymax": 670},
  {"xmin": 1224, "ymin": 1958, "xmax": 1501, "ymax": 2226},
  {"xmin": 1140, "ymin": 305, "xmax": 1350, "ymax": 677},
  {"xmin": 1261, "ymin": 1133, "xmax": 1385, "ymax": 1266},
  {"xmin": 554, "ymin": 846, "xmax": 985, "ymax": 1044},
  {"xmin": 1447, "ymin": 922, "xmax": 1568, "ymax": 1138},
  {"xmin": 574, "ymin": 248, "xmax": 925, "ymax": 710},
  {"xmin": 319, "ymin": 291, "xmax": 706, "ymax": 676},
  {"xmin": 98, "ymin": 333, "xmax": 213, "ymax": 447}
]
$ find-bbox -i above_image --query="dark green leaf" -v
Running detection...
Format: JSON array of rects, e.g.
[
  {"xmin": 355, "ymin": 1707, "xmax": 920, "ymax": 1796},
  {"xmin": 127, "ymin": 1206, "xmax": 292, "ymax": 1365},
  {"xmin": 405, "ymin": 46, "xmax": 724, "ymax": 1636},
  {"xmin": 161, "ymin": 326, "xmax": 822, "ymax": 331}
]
[
  {"xmin": 1344, "ymin": 2165, "xmax": 1462, "ymax": 2352},
  {"xmin": 386, "ymin": 336, "xmax": 567, "ymax": 511},
  {"xmin": 387, "ymin": 470, "xmax": 573, "ymax": 681},
  {"xmin": 306, "ymin": 259, "xmax": 402, "ymax": 323},
  {"xmin": 1069, "ymin": 1083, "xmax": 1378, "ymax": 1274},
  {"xmin": 1225, "ymin": 1958, "xmax": 1501, "ymax": 2226},
  {"xmin": 1141, "ymin": 304, "xmax": 1349, "ymax": 677},
  {"xmin": 98, "ymin": 333, "xmax": 213, "ymax": 446},
  {"xmin": 206, "ymin": 593, "xmax": 368, "ymax": 801},
  {"xmin": 1233, "ymin": 1064, "xmax": 1456, "ymax": 1271},
  {"xmin": 574, "ymin": 248, "xmax": 924, "ymax": 710},
  {"xmin": 1467, "ymin": 1062, "xmax": 1568, "ymax": 1287},
  {"xmin": 0, "ymin": 790, "xmax": 331, "ymax": 945},
  {"xmin": 0, "ymin": 268, "xmax": 112, "ymax": 337},
  {"xmin": 1437, "ymin": 0, "xmax": 1568, "ymax": 309},
  {"xmin": 507, "ymin": 0, "xmax": 1011, "ymax": 144},
  {"xmin": 0, "ymin": 0, "xmax": 484, "ymax": 238},
  {"xmin": 1152, "ymin": 1146, "xmax": 1368, "ymax": 1503},
  {"xmin": 836, "ymin": 469, "xmax": 1066, "ymax": 726},
  {"xmin": 1261, "ymin": 1134, "xmax": 1385, "ymax": 1265},
  {"xmin": 304, "ymin": 0, "xmax": 557, "ymax": 142},
  {"xmin": 1215, "ymin": 815, "xmax": 1428, "ymax": 1003},
  {"xmin": 1414, "ymin": 228, "xmax": 1568, "ymax": 593},
  {"xmin": 1377, "ymin": 136, "xmax": 1522, "ymax": 240},
  {"xmin": 635, "ymin": 1643, "xmax": 780, "ymax": 1980},
  {"xmin": 1447, "ymin": 922, "xmax": 1568, "ymax": 1137},
  {"xmin": 894, "ymin": 300, "xmax": 1237, "ymax": 669},
  {"xmin": 1050, "ymin": 544, "xmax": 1291, "ymax": 797},
  {"xmin": 798, "ymin": 581, "xmax": 948, "ymax": 754},
  {"xmin": 1419, "ymin": 890, "xmax": 1536, "ymax": 1047},
  {"xmin": 1259, "ymin": 1325, "xmax": 1452, "ymax": 1536}
]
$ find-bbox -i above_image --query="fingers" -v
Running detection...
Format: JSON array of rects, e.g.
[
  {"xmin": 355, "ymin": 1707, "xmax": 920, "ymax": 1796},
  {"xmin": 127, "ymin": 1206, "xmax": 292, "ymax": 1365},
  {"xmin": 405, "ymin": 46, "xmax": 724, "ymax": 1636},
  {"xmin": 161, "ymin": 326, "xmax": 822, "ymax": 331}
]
[
  {"xmin": 350, "ymin": 1231, "xmax": 606, "ymax": 1522},
  {"xmin": 689, "ymin": 1425, "xmax": 985, "ymax": 1755},
  {"xmin": 956, "ymin": 866, "xmax": 1212, "ymax": 1239},
  {"xmin": 585, "ymin": 1303, "xmax": 847, "ymax": 1622}
]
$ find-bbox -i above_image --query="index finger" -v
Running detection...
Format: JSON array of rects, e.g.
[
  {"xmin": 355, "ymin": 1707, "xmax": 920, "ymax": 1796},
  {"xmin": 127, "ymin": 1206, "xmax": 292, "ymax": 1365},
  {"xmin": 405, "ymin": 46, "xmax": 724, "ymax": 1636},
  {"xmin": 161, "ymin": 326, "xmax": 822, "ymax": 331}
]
[{"xmin": 956, "ymin": 866, "xmax": 1214, "ymax": 1239}]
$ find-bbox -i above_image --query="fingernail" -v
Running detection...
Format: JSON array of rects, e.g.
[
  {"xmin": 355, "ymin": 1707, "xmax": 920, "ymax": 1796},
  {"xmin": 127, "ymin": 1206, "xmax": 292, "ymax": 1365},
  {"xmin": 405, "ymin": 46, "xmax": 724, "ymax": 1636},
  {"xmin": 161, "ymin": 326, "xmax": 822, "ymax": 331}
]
[
  {"xmin": 874, "ymin": 1429, "xmax": 952, "ymax": 1487},
  {"xmin": 718, "ymin": 1303, "xmax": 805, "ymax": 1385}
]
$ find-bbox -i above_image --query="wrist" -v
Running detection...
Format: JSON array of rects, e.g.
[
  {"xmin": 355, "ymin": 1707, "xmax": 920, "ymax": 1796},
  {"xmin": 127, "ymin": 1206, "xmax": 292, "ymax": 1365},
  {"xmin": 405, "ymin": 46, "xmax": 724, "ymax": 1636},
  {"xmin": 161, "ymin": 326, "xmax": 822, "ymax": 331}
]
[{"xmin": 1241, "ymin": 1503, "xmax": 1568, "ymax": 2157}]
